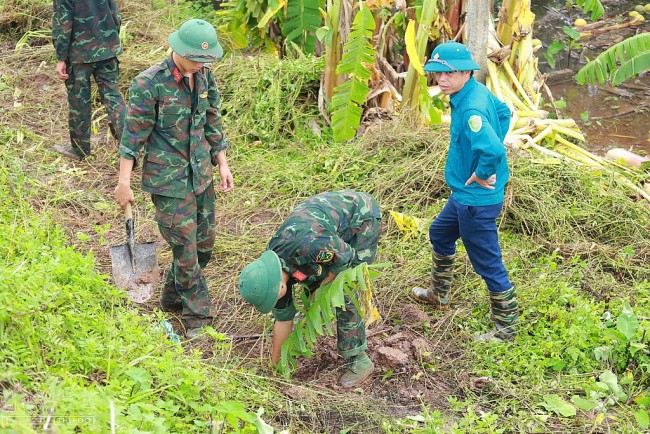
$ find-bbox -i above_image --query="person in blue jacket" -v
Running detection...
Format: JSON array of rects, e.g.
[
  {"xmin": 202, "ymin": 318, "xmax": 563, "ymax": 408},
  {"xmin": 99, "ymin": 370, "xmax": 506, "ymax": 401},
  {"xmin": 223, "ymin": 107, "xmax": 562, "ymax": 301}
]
[{"xmin": 411, "ymin": 41, "xmax": 518, "ymax": 341}]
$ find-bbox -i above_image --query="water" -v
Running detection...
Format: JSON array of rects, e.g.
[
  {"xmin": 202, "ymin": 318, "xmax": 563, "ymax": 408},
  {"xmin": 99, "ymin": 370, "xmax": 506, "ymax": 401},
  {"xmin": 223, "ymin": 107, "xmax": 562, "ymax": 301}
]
[{"xmin": 530, "ymin": 0, "xmax": 650, "ymax": 156}]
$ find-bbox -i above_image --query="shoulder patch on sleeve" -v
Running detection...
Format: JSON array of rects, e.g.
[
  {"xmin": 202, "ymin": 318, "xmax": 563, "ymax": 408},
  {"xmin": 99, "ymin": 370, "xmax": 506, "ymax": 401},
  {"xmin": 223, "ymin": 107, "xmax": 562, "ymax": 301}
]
[
  {"xmin": 468, "ymin": 115, "xmax": 483, "ymax": 133},
  {"xmin": 316, "ymin": 250, "xmax": 335, "ymax": 263}
]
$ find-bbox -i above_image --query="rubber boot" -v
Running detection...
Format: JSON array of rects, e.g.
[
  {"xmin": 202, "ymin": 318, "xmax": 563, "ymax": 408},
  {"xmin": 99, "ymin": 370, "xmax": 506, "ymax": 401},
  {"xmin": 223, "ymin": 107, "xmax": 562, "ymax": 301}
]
[
  {"xmin": 53, "ymin": 145, "xmax": 85, "ymax": 161},
  {"xmin": 185, "ymin": 326, "xmax": 206, "ymax": 340},
  {"xmin": 338, "ymin": 351, "xmax": 374, "ymax": 388},
  {"xmin": 411, "ymin": 251, "xmax": 455, "ymax": 309},
  {"xmin": 476, "ymin": 287, "xmax": 518, "ymax": 342},
  {"xmin": 160, "ymin": 274, "xmax": 182, "ymax": 312}
]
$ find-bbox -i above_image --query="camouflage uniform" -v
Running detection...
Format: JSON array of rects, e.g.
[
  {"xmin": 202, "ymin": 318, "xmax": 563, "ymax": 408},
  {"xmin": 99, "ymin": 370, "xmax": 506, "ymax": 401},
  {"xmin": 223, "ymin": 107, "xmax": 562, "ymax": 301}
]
[
  {"xmin": 119, "ymin": 56, "xmax": 228, "ymax": 328},
  {"xmin": 52, "ymin": 0, "xmax": 126, "ymax": 157},
  {"xmin": 269, "ymin": 190, "xmax": 382, "ymax": 357}
]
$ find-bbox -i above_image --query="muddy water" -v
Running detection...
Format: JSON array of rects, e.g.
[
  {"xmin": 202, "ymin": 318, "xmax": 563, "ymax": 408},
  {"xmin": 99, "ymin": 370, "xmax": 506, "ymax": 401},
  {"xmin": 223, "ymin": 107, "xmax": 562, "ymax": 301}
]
[{"xmin": 531, "ymin": 0, "xmax": 650, "ymax": 156}]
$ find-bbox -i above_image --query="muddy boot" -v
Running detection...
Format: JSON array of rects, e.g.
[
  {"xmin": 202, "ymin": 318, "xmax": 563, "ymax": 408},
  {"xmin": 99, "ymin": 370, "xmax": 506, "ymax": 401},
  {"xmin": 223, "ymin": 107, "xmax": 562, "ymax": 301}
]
[
  {"xmin": 160, "ymin": 293, "xmax": 182, "ymax": 313},
  {"xmin": 410, "ymin": 251, "xmax": 455, "ymax": 309},
  {"xmin": 476, "ymin": 287, "xmax": 518, "ymax": 342},
  {"xmin": 185, "ymin": 325, "xmax": 210, "ymax": 341},
  {"xmin": 339, "ymin": 351, "xmax": 374, "ymax": 388},
  {"xmin": 53, "ymin": 145, "xmax": 85, "ymax": 161}
]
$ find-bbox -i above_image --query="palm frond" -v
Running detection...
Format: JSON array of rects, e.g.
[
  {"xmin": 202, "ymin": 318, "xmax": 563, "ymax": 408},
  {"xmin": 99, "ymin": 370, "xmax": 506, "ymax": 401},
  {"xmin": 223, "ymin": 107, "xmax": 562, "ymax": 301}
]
[{"xmin": 576, "ymin": 33, "xmax": 650, "ymax": 86}]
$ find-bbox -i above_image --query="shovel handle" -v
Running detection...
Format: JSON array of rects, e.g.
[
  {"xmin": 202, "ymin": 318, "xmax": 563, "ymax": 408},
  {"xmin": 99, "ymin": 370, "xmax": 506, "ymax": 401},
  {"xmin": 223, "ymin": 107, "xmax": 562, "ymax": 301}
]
[{"xmin": 125, "ymin": 202, "xmax": 133, "ymax": 220}]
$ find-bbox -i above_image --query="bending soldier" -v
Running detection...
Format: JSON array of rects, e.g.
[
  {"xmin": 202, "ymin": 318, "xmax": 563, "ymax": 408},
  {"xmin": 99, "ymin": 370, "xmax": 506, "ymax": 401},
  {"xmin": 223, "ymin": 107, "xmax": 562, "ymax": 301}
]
[{"xmin": 239, "ymin": 190, "xmax": 382, "ymax": 387}]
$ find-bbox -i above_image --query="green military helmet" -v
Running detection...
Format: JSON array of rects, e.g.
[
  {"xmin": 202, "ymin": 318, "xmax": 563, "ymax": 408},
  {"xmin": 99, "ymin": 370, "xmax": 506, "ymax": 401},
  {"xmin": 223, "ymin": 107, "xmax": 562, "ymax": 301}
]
[
  {"xmin": 168, "ymin": 18, "xmax": 223, "ymax": 63},
  {"xmin": 238, "ymin": 250, "xmax": 282, "ymax": 314},
  {"xmin": 423, "ymin": 41, "xmax": 480, "ymax": 73}
]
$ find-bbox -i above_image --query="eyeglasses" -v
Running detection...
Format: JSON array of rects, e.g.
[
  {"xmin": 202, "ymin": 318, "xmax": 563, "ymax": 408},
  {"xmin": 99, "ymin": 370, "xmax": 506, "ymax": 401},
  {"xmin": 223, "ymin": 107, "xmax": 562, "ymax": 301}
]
[{"xmin": 426, "ymin": 58, "xmax": 457, "ymax": 72}]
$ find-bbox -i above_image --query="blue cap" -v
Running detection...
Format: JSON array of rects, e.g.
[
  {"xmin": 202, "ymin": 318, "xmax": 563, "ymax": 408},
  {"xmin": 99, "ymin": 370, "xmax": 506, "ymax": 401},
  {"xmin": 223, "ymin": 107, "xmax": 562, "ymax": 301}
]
[{"xmin": 423, "ymin": 41, "xmax": 480, "ymax": 73}]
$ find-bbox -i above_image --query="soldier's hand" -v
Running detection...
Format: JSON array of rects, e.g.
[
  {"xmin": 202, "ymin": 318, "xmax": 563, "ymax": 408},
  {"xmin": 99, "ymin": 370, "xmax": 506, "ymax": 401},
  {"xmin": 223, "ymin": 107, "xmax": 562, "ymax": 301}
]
[
  {"xmin": 218, "ymin": 163, "xmax": 234, "ymax": 192},
  {"xmin": 465, "ymin": 172, "xmax": 495, "ymax": 190},
  {"xmin": 55, "ymin": 60, "xmax": 69, "ymax": 81},
  {"xmin": 114, "ymin": 182, "xmax": 135, "ymax": 209}
]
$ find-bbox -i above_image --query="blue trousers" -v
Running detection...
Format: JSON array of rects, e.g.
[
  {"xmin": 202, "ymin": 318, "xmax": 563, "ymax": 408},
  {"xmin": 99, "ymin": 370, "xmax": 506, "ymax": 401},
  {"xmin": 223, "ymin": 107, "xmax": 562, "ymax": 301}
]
[{"xmin": 429, "ymin": 195, "xmax": 511, "ymax": 292}]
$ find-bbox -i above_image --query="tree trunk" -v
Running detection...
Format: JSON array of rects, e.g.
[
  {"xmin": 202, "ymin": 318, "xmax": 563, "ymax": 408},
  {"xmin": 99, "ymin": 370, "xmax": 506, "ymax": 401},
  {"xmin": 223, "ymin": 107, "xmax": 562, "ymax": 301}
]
[{"xmin": 466, "ymin": 0, "xmax": 490, "ymax": 83}]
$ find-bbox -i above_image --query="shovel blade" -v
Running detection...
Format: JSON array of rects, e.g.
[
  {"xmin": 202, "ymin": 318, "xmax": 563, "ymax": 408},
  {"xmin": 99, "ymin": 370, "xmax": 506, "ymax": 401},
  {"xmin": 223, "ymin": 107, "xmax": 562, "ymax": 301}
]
[{"xmin": 109, "ymin": 242, "xmax": 158, "ymax": 303}]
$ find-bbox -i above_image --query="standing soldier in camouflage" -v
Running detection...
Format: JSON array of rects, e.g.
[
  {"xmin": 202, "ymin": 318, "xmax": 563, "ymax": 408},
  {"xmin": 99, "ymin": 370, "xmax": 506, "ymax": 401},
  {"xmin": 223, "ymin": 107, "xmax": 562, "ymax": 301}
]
[
  {"xmin": 113, "ymin": 19, "xmax": 233, "ymax": 339},
  {"xmin": 238, "ymin": 190, "xmax": 382, "ymax": 387},
  {"xmin": 52, "ymin": 0, "xmax": 126, "ymax": 161},
  {"xmin": 411, "ymin": 42, "xmax": 518, "ymax": 342}
]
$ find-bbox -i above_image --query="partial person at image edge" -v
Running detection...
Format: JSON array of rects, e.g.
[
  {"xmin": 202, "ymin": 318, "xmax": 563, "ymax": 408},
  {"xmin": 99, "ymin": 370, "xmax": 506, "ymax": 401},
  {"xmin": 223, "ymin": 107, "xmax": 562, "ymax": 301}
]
[{"xmin": 52, "ymin": 0, "xmax": 126, "ymax": 161}]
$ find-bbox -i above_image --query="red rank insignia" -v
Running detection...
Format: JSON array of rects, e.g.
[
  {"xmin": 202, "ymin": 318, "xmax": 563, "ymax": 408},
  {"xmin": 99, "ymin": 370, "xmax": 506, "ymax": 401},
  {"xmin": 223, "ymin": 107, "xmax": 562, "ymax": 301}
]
[
  {"xmin": 172, "ymin": 67, "xmax": 182, "ymax": 83},
  {"xmin": 292, "ymin": 270, "xmax": 307, "ymax": 281}
]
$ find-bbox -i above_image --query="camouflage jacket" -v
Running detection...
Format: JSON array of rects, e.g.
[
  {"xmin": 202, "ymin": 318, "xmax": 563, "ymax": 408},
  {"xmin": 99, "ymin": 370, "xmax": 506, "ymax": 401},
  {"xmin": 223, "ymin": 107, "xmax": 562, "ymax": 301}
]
[
  {"xmin": 52, "ymin": 0, "xmax": 122, "ymax": 64},
  {"xmin": 269, "ymin": 190, "xmax": 382, "ymax": 321},
  {"xmin": 269, "ymin": 190, "xmax": 382, "ymax": 292},
  {"xmin": 119, "ymin": 56, "xmax": 228, "ymax": 199}
]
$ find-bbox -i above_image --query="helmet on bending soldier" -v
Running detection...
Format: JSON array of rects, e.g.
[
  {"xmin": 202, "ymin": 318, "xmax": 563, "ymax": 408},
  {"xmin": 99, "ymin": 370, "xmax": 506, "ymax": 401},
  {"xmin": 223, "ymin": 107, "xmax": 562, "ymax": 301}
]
[{"xmin": 238, "ymin": 250, "xmax": 283, "ymax": 314}]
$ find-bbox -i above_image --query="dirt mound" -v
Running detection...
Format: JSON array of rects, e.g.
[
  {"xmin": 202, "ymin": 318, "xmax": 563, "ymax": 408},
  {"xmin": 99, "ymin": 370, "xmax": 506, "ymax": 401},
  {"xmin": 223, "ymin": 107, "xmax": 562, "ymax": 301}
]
[{"xmin": 266, "ymin": 304, "xmax": 454, "ymax": 412}]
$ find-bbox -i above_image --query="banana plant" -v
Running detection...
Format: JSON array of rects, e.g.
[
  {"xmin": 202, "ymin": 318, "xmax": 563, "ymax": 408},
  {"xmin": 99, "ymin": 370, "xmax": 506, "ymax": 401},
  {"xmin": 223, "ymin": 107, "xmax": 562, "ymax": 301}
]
[
  {"xmin": 278, "ymin": 262, "xmax": 385, "ymax": 376},
  {"xmin": 282, "ymin": 0, "xmax": 322, "ymax": 53},
  {"xmin": 571, "ymin": 0, "xmax": 604, "ymax": 20},
  {"xmin": 576, "ymin": 33, "xmax": 650, "ymax": 86},
  {"xmin": 330, "ymin": 2, "xmax": 376, "ymax": 141},
  {"xmin": 401, "ymin": 0, "xmax": 439, "ymax": 116},
  {"xmin": 217, "ymin": 0, "xmax": 323, "ymax": 53},
  {"xmin": 318, "ymin": 0, "xmax": 346, "ymax": 103}
]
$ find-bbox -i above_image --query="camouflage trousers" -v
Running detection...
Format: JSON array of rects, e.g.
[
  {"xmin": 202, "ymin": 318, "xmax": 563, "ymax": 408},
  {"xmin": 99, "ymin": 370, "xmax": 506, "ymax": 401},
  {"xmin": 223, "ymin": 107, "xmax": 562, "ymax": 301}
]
[
  {"xmin": 336, "ymin": 285, "xmax": 368, "ymax": 358},
  {"xmin": 65, "ymin": 57, "xmax": 125, "ymax": 156},
  {"xmin": 153, "ymin": 184, "xmax": 216, "ymax": 328},
  {"xmin": 337, "ymin": 214, "xmax": 381, "ymax": 358}
]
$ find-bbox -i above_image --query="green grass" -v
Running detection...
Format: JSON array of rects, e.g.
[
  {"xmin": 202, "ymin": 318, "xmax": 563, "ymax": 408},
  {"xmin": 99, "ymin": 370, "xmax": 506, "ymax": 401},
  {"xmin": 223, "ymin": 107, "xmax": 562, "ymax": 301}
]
[{"xmin": 0, "ymin": 141, "xmax": 278, "ymax": 432}]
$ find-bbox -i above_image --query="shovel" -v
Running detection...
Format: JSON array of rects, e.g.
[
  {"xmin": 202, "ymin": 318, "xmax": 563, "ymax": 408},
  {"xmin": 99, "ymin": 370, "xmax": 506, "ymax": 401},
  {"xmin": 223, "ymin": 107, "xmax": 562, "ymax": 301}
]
[{"xmin": 109, "ymin": 203, "xmax": 159, "ymax": 303}]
